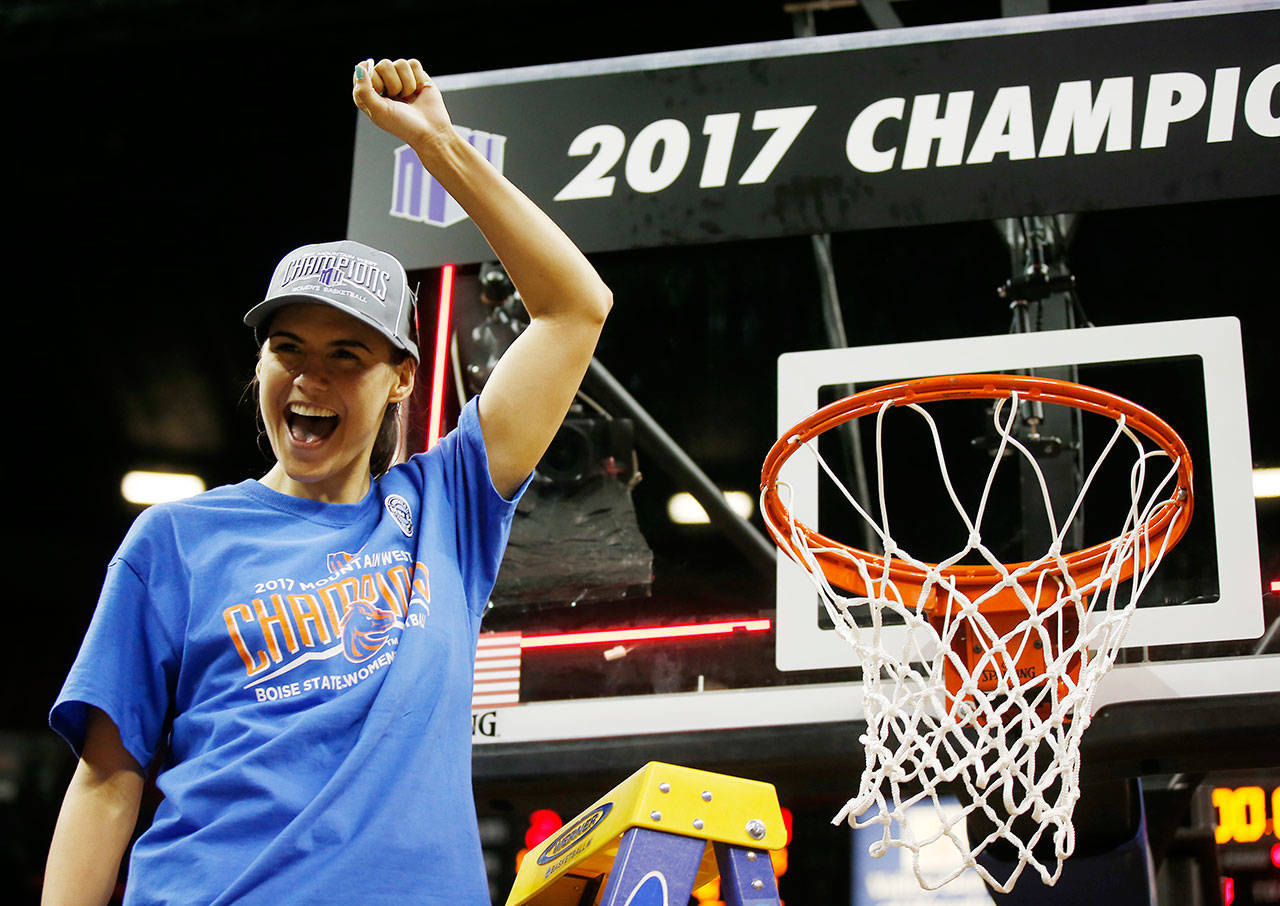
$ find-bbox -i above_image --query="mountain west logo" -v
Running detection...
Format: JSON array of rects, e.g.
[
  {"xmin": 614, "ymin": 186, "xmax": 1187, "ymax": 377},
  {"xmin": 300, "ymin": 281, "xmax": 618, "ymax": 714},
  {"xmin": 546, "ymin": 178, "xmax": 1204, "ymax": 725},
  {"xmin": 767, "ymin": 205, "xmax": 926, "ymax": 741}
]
[
  {"xmin": 390, "ymin": 126, "xmax": 507, "ymax": 228},
  {"xmin": 327, "ymin": 550, "xmax": 358, "ymax": 574},
  {"xmin": 384, "ymin": 493, "xmax": 414, "ymax": 537}
]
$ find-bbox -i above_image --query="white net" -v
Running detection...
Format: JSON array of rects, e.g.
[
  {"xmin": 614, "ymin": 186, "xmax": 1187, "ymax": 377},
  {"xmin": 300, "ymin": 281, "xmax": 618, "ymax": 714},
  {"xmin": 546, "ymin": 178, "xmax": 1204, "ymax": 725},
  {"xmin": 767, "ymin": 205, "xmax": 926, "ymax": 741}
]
[{"xmin": 764, "ymin": 388, "xmax": 1188, "ymax": 892}]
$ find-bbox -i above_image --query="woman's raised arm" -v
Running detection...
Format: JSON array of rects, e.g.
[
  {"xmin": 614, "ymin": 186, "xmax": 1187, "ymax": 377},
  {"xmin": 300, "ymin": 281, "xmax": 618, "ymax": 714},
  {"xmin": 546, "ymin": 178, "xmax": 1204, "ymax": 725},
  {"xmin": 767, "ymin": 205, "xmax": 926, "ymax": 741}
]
[{"xmin": 353, "ymin": 58, "xmax": 612, "ymax": 497}]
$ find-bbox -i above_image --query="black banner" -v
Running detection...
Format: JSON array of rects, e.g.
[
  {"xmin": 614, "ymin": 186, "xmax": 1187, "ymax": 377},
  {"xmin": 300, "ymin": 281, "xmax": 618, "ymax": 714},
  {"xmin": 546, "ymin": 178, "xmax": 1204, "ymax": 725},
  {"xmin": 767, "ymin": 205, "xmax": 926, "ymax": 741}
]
[{"xmin": 347, "ymin": 2, "xmax": 1280, "ymax": 269}]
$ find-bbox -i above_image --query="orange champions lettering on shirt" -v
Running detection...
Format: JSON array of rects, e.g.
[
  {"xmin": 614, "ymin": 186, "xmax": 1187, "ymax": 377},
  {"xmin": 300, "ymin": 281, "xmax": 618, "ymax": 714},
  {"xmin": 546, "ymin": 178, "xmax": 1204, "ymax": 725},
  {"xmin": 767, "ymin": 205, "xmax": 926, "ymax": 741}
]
[{"xmin": 222, "ymin": 560, "xmax": 431, "ymax": 677}]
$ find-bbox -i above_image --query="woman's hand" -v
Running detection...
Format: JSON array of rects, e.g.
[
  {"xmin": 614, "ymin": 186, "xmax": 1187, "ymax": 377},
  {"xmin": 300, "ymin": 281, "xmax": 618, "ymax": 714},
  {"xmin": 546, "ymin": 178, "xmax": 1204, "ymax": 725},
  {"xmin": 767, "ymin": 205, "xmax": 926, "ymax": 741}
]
[{"xmin": 352, "ymin": 58, "xmax": 452, "ymax": 149}]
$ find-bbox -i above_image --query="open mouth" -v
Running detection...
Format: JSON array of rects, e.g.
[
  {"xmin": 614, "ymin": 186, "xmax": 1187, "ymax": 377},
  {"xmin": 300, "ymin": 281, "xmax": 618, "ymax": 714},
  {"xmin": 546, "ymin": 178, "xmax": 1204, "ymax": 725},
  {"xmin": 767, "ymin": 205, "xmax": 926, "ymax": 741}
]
[{"xmin": 285, "ymin": 402, "xmax": 340, "ymax": 445}]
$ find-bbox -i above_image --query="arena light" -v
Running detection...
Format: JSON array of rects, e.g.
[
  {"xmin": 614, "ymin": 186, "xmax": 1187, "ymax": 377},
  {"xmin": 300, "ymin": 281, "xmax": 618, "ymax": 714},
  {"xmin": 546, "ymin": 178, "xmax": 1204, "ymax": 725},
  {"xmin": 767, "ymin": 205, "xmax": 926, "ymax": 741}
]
[
  {"xmin": 426, "ymin": 264, "xmax": 456, "ymax": 450},
  {"xmin": 1254, "ymin": 468, "xmax": 1280, "ymax": 498},
  {"xmin": 667, "ymin": 490, "xmax": 754, "ymax": 524},
  {"xmin": 521, "ymin": 618, "xmax": 772, "ymax": 650},
  {"xmin": 121, "ymin": 470, "xmax": 206, "ymax": 505}
]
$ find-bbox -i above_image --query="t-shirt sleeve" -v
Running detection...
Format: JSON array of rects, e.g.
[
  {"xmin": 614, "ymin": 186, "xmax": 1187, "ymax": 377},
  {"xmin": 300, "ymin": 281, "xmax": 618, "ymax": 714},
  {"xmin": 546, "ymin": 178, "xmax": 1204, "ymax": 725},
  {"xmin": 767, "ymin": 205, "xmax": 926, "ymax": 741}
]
[
  {"xmin": 50, "ymin": 515, "xmax": 184, "ymax": 769},
  {"xmin": 441, "ymin": 397, "xmax": 532, "ymax": 617}
]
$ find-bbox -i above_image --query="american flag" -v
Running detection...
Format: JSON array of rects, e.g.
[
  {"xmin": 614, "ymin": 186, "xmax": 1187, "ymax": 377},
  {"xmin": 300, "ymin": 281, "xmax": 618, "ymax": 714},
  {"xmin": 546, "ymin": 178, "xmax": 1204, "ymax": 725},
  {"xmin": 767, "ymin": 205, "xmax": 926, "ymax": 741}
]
[{"xmin": 472, "ymin": 631, "xmax": 522, "ymax": 709}]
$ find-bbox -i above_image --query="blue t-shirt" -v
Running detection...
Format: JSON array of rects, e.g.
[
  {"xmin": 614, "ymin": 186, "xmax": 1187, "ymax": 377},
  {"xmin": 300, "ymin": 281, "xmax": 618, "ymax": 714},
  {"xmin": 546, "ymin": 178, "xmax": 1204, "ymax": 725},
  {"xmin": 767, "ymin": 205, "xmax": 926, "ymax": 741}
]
[{"xmin": 52, "ymin": 400, "xmax": 525, "ymax": 905}]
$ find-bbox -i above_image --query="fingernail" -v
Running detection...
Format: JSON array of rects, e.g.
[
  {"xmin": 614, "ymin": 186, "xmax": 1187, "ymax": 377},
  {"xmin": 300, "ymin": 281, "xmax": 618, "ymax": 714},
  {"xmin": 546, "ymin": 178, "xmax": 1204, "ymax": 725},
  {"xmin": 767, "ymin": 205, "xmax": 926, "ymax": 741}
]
[{"xmin": 355, "ymin": 64, "xmax": 365, "ymax": 80}]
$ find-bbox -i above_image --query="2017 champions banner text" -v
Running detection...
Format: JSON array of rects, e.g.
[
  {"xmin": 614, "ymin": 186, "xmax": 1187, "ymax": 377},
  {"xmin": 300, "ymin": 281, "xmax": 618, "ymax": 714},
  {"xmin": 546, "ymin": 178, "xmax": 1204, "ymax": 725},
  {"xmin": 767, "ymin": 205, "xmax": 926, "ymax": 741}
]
[{"xmin": 347, "ymin": 2, "xmax": 1279, "ymax": 270}]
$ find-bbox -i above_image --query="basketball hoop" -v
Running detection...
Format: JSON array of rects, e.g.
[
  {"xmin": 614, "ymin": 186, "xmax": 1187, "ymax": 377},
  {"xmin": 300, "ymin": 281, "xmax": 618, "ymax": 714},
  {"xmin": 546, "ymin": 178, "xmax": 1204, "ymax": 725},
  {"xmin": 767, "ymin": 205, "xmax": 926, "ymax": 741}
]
[{"xmin": 760, "ymin": 373, "xmax": 1193, "ymax": 891}]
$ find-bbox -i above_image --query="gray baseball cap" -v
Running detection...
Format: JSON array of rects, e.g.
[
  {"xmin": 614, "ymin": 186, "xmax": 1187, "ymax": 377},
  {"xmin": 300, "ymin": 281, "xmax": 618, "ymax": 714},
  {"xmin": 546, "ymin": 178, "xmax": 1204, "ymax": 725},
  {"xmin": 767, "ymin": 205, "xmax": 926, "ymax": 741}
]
[{"xmin": 244, "ymin": 240, "xmax": 419, "ymax": 360}]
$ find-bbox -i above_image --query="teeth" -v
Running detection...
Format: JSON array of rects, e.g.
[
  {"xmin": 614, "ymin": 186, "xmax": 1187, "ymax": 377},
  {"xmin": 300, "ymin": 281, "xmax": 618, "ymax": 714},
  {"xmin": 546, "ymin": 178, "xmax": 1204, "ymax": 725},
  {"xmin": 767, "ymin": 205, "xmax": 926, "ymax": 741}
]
[{"xmin": 288, "ymin": 403, "xmax": 338, "ymax": 418}]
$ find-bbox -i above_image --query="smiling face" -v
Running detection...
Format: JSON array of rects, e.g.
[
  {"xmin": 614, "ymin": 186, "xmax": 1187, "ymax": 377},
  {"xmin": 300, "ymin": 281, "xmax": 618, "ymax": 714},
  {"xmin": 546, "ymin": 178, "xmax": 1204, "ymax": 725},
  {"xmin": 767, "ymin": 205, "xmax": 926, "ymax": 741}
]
[{"xmin": 256, "ymin": 303, "xmax": 415, "ymax": 503}]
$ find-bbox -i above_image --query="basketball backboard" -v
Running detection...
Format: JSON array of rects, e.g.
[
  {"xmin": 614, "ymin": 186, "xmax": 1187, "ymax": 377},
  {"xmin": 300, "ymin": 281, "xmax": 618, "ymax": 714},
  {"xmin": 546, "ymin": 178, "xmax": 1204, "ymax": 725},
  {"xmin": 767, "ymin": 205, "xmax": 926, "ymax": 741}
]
[{"xmin": 772, "ymin": 317, "xmax": 1267, "ymax": 708}]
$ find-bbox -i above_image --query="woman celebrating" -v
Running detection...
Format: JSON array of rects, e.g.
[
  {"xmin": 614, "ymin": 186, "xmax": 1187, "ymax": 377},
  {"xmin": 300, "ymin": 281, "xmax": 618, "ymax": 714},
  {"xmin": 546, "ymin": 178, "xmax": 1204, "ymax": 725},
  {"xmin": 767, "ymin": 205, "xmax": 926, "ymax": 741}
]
[{"xmin": 43, "ymin": 58, "xmax": 611, "ymax": 905}]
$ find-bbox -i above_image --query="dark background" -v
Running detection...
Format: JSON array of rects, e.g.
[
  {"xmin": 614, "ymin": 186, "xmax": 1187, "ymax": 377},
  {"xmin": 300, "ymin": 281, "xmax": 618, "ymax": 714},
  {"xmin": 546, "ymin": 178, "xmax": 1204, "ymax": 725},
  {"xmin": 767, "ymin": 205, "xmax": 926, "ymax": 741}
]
[{"xmin": 7, "ymin": 0, "xmax": 1277, "ymax": 902}]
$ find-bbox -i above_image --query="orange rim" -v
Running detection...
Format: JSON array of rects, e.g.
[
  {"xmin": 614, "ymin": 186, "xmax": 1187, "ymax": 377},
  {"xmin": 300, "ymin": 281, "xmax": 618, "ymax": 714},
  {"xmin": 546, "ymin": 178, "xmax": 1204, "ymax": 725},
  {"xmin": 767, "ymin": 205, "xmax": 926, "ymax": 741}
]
[{"xmin": 761, "ymin": 373, "xmax": 1194, "ymax": 609}]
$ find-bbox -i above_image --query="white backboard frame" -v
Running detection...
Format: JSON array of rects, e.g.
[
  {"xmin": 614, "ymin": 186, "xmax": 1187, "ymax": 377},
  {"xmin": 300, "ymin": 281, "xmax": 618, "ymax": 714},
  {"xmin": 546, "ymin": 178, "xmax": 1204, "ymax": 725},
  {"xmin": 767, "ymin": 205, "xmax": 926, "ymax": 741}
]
[{"xmin": 774, "ymin": 317, "xmax": 1263, "ymax": 672}]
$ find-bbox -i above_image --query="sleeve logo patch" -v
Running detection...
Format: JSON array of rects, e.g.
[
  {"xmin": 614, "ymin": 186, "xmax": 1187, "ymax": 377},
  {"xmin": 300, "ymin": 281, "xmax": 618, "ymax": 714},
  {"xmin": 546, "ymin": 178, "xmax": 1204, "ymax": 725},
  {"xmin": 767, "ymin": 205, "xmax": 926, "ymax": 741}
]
[{"xmin": 384, "ymin": 493, "xmax": 414, "ymax": 537}]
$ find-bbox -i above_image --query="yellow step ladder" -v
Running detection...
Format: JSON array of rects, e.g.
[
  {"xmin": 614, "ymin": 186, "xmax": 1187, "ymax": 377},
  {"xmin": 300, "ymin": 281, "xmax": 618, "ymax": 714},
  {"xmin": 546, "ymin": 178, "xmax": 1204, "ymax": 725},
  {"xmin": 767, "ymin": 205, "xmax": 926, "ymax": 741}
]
[{"xmin": 507, "ymin": 762, "xmax": 786, "ymax": 906}]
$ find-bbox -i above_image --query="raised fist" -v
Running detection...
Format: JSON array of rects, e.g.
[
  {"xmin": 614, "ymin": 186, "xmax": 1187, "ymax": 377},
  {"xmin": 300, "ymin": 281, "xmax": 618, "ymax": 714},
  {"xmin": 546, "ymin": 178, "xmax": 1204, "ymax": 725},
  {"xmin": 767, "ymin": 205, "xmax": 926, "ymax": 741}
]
[{"xmin": 352, "ymin": 57, "xmax": 454, "ymax": 148}]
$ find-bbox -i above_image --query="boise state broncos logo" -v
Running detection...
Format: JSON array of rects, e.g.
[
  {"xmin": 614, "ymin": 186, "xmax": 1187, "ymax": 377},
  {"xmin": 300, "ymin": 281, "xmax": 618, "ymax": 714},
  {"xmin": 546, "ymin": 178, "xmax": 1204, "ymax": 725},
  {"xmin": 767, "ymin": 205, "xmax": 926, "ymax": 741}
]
[
  {"xmin": 340, "ymin": 597, "xmax": 397, "ymax": 662},
  {"xmin": 328, "ymin": 549, "xmax": 399, "ymax": 662}
]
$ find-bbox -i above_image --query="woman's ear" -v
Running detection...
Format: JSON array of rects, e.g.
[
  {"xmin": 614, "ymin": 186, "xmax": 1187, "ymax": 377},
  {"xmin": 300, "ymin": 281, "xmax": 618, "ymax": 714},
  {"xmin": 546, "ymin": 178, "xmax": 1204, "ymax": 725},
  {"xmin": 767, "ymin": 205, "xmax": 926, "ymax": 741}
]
[{"xmin": 388, "ymin": 357, "xmax": 417, "ymax": 405}]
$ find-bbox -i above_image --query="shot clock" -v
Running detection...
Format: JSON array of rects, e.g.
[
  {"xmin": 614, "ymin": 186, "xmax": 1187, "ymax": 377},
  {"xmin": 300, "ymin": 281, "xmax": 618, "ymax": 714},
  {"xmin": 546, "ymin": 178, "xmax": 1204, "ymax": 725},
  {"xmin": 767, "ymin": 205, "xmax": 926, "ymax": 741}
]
[
  {"xmin": 1215, "ymin": 785, "xmax": 1280, "ymax": 846},
  {"xmin": 1211, "ymin": 774, "xmax": 1280, "ymax": 905}
]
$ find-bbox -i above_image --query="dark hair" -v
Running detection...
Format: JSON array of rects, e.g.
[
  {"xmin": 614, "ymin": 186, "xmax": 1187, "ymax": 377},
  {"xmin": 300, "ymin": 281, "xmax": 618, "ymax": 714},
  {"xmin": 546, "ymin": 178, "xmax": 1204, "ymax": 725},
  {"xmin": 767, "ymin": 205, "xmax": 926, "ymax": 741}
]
[{"xmin": 369, "ymin": 348, "xmax": 411, "ymax": 477}]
